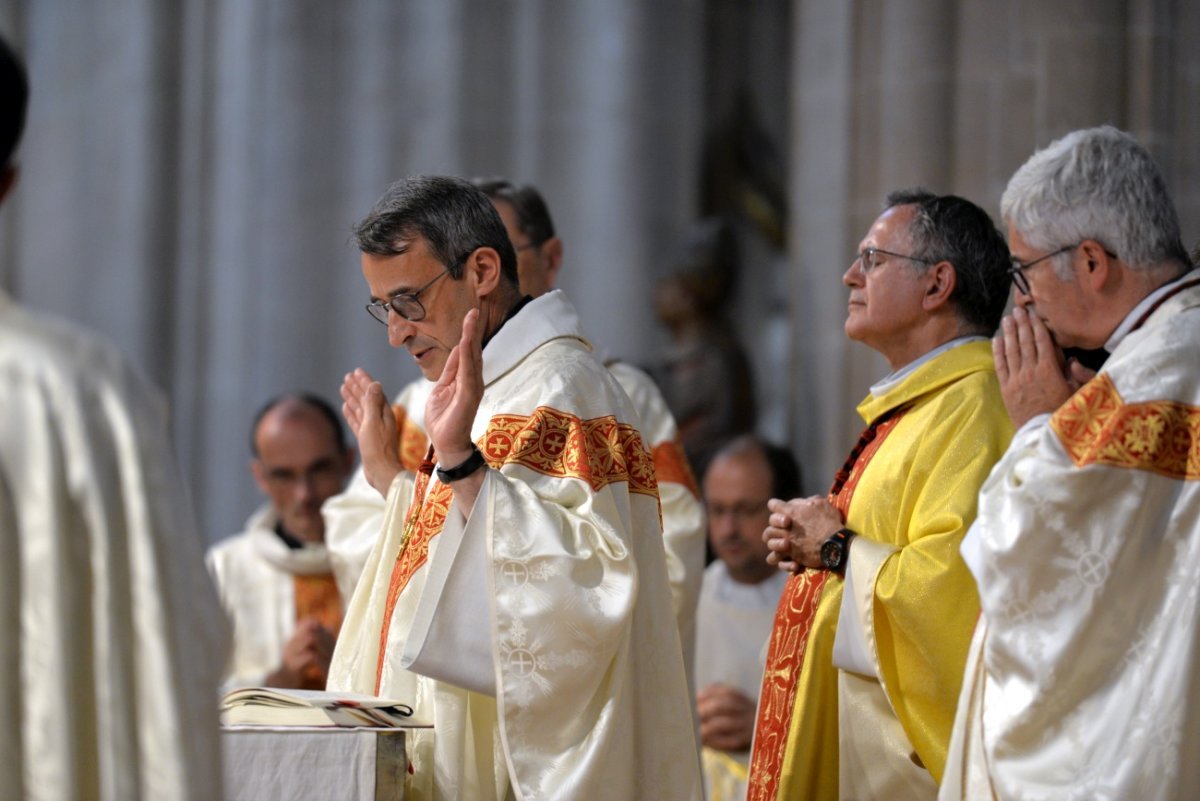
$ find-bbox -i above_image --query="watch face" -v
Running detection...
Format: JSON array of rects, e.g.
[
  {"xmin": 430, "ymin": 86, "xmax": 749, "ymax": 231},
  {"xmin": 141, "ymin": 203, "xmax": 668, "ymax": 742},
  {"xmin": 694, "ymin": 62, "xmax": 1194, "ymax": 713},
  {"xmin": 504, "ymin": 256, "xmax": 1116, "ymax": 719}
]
[{"xmin": 820, "ymin": 538, "xmax": 844, "ymax": 571}]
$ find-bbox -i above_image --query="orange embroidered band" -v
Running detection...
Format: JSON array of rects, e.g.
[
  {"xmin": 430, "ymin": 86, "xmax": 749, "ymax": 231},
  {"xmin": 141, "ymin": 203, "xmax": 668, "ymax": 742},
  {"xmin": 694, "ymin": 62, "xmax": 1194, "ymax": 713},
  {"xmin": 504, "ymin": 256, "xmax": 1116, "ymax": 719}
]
[{"xmin": 1052, "ymin": 373, "xmax": 1200, "ymax": 480}]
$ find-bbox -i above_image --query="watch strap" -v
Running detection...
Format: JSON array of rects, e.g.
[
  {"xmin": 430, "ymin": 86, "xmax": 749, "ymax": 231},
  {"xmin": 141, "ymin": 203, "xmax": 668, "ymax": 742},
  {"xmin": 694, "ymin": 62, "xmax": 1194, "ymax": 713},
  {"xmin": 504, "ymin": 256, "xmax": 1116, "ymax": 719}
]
[
  {"xmin": 436, "ymin": 444, "xmax": 486, "ymax": 483},
  {"xmin": 822, "ymin": 527, "xmax": 856, "ymax": 574}
]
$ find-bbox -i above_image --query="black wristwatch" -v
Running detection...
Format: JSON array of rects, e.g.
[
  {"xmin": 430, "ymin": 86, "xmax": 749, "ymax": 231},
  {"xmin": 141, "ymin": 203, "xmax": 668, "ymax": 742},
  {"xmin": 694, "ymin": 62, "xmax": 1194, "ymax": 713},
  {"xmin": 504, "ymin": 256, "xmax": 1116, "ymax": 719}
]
[
  {"xmin": 820, "ymin": 528, "xmax": 856, "ymax": 575},
  {"xmin": 436, "ymin": 445, "xmax": 487, "ymax": 483}
]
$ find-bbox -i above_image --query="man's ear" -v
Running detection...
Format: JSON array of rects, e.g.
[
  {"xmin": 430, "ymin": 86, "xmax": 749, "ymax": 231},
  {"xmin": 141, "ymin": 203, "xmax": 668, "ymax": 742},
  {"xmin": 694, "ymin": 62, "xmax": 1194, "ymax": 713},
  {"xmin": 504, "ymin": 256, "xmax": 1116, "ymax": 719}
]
[
  {"xmin": 540, "ymin": 237, "xmax": 565, "ymax": 290},
  {"xmin": 250, "ymin": 459, "xmax": 270, "ymax": 495},
  {"xmin": 0, "ymin": 165, "xmax": 18, "ymax": 206},
  {"xmin": 922, "ymin": 260, "xmax": 957, "ymax": 311},
  {"xmin": 468, "ymin": 246, "xmax": 503, "ymax": 297},
  {"xmin": 1079, "ymin": 239, "xmax": 1113, "ymax": 292}
]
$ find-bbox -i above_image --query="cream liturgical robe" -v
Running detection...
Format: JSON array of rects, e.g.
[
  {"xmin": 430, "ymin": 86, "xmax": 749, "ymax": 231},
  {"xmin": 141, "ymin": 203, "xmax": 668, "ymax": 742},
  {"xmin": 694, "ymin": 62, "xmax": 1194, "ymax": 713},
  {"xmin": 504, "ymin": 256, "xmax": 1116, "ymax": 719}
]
[
  {"xmin": 327, "ymin": 290, "xmax": 702, "ymax": 801},
  {"xmin": 324, "ymin": 348, "xmax": 707, "ymax": 681},
  {"xmin": 0, "ymin": 292, "xmax": 228, "ymax": 800},
  {"xmin": 325, "ymin": 378, "xmax": 433, "ymax": 603},
  {"xmin": 942, "ymin": 278, "xmax": 1200, "ymax": 801},
  {"xmin": 207, "ymin": 504, "xmax": 343, "ymax": 690}
]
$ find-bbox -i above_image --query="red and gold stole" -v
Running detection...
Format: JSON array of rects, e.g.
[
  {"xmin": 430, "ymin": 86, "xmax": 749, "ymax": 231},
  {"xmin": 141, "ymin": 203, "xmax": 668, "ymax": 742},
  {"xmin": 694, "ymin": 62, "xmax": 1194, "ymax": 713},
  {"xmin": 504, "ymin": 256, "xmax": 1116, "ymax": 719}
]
[
  {"xmin": 373, "ymin": 407, "xmax": 657, "ymax": 692},
  {"xmin": 393, "ymin": 403, "xmax": 433, "ymax": 473},
  {"xmin": 746, "ymin": 407, "xmax": 907, "ymax": 801},
  {"xmin": 652, "ymin": 437, "xmax": 701, "ymax": 498},
  {"xmin": 294, "ymin": 572, "xmax": 343, "ymax": 689}
]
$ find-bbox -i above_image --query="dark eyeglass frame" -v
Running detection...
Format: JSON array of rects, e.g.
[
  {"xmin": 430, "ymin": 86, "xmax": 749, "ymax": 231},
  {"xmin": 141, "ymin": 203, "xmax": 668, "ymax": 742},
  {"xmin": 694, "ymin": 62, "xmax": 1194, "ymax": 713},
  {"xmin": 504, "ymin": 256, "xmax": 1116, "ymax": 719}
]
[
  {"xmin": 855, "ymin": 246, "xmax": 936, "ymax": 274},
  {"xmin": 1007, "ymin": 242, "xmax": 1118, "ymax": 295},
  {"xmin": 364, "ymin": 252, "xmax": 469, "ymax": 325}
]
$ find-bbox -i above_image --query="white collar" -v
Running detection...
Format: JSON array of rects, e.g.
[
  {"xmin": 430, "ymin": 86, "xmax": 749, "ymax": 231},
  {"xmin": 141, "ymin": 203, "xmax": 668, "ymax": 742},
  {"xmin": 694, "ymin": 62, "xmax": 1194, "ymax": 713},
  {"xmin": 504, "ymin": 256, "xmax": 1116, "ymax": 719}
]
[
  {"xmin": 481, "ymin": 289, "xmax": 591, "ymax": 386},
  {"xmin": 1105, "ymin": 267, "xmax": 1200, "ymax": 352},
  {"xmin": 869, "ymin": 335, "xmax": 988, "ymax": 397}
]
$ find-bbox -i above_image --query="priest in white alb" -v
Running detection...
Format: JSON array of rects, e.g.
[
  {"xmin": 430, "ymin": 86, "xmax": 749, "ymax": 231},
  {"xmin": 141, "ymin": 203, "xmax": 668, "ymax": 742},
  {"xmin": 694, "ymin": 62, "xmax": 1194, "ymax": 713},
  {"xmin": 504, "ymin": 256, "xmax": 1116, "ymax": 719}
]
[
  {"xmin": 941, "ymin": 126, "xmax": 1200, "ymax": 800},
  {"xmin": 322, "ymin": 179, "xmax": 706, "ymax": 698},
  {"xmin": 0, "ymin": 34, "xmax": 228, "ymax": 800},
  {"xmin": 326, "ymin": 175, "xmax": 701, "ymax": 801}
]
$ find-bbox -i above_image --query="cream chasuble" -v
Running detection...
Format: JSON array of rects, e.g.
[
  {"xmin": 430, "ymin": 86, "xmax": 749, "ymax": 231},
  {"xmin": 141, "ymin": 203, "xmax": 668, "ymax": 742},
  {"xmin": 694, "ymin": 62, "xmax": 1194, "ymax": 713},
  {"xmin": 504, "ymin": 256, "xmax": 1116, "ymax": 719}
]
[
  {"xmin": 327, "ymin": 290, "xmax": 702, "ymax": 801},
  {"xmin": 748, "ymin": 339, "xmax": 1012, "ymax": 801},
  {"xmin": 0, "ymin": 292, "xmax": 229, "ymax": 800},
  {"xmin": 206, "ymin": 504, "xmax": 344, "ymax": 690},
  {"xmin": 324, "ymin": 313, "xmax": 707, "ymax": 698},
  {"xmin": 942, "ymin": 282, "xmax": 1200, "ymax": 801}
]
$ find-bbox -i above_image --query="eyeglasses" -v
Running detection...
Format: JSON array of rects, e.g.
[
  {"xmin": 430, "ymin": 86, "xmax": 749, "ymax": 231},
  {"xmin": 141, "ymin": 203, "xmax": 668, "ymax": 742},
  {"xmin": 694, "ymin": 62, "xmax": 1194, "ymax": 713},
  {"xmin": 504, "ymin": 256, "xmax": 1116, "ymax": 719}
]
[
  {"xmin": 1007, "ymin": 244, "xmax": 1076, "ymax": 295},
  {"xmin": 260, "ymin": 458, "xmax": 346, "ymax": 490},
  {"xmin": 365, "ymin": 254, "xmax": 467, "ymax": 325},
  {"xmin": 1007, "ymin": 242, "xmax": 1117, "ymax": 295},
  {"xmin": 706, "ymin": 500, "xmax": 771, "ymax": 523},
  {"xmin": 514, "ymin": 241, "xmax": 542, "ymax": 253},
  {"xmin": 855, "ymin": 247, "xmax": 936, "ymax": 274}
]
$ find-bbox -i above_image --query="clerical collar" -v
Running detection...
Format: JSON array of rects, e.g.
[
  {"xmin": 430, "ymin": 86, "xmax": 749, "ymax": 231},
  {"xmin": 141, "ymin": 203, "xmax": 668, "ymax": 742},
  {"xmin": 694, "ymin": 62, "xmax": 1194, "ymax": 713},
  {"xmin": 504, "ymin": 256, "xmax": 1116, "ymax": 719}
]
[
  {"xmin": 869, "ymin": 335, "xmax": 988, "ymax": 397},
  {"xmin": 1105, "ymin": 267, "xmax": 1200, "ymax": 353},
  {"xmin": 481, "ymin": 294, "xmax": 535, "ymax": 350},
  {"xmin": 274, "ymin": 522, "xmax": 305, "ymax": 550}
]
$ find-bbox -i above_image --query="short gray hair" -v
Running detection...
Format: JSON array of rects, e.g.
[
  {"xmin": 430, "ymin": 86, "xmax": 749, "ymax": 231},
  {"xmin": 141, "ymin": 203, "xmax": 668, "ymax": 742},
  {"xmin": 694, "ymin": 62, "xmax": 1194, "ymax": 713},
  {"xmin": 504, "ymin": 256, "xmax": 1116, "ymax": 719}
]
[
  {"xmin": 1001, "ymin": 126, "xmax": 1189, "ymax": 277},
  {"xmin": 353, "ymin": 175, "xmax": 518, "ymax": 286}
]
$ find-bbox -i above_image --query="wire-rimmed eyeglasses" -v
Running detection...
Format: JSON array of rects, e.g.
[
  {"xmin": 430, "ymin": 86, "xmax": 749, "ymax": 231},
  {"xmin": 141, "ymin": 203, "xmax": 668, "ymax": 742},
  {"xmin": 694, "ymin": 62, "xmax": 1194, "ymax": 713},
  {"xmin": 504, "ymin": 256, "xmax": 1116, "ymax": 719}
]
[
  {"xmin": 1007, "ymin": 242, "xmax": 1117, "ymax": 295},
  {"xmin": 855, "ymin": 247, "xmax": 936, "ymax": 274},
  {"xmin": 365, "ymin": 252, "xmax": 469, "ymax": 324}
]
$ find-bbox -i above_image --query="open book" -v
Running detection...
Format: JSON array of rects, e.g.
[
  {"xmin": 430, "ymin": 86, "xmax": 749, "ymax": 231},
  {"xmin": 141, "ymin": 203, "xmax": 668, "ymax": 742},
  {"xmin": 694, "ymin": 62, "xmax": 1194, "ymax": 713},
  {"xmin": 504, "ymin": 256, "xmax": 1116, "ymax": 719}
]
[{"xmin": 220, "ymin": 688, "xmax": 431, "ymax": 729}]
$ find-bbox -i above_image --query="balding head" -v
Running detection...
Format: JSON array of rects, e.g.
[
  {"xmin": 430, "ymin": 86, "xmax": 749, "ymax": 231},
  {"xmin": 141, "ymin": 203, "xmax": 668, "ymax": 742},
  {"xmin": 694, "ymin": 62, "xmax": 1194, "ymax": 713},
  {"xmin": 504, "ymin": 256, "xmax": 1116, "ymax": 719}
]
[
  {"xmin": 250, "ymin": 394, "xmax": 355, "ymax": 543},
  {"xmin": 703, "ymin": 436, "xmax": 801, "ymax": 584}
]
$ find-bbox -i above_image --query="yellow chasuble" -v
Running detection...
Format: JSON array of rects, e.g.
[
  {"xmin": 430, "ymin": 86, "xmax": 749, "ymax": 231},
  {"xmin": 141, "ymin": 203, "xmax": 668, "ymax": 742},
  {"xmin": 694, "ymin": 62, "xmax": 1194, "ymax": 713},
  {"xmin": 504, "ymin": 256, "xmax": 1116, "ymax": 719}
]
[{"xmin": 749, "ymin": 340, "xmax": 1012, "ymax": 801}]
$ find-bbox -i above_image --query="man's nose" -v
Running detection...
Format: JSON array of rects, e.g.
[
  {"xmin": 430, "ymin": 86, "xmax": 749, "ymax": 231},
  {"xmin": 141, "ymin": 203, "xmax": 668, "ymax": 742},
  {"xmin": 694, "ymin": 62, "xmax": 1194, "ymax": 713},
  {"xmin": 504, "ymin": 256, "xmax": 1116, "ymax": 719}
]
[
  {"xmin": 292, "ymin": 474, "xmax": 318, "ymax": 503},
  {"xmin": 843, "ymin": 259, "xmax": 862, "ymax": 287},
  {"xmin": 388, "ymin": 312, "xmax": 415, "ymax": 347}
]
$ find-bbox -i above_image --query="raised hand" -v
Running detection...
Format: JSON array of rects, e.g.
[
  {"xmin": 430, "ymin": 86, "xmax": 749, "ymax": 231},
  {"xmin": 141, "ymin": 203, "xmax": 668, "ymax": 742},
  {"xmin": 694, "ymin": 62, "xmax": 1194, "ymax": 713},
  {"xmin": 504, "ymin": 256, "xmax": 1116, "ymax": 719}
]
[
  {"xmin": 994, "ymin": 306, "xmax": 1076, "ymax": 428},
  {"xmin": 425, "ymin": 308, "xmax": 484, "ymax": 468},
  {"xmin": 340, "ymin": 367, "xmax": 401, "ymax": 495}
]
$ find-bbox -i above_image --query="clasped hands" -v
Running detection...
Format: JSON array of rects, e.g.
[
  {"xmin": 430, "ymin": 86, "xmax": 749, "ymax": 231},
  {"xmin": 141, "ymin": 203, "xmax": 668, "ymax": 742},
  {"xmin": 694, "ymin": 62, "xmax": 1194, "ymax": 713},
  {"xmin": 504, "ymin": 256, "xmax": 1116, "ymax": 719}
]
[
  {"xmin": 763, "ymin": 496, "xmax": 843, "ymax": 573},
  {"xmin": 341, "ymin": 309, "xmax": 485, "ymax": 496},
  {"xmin": 994, "ymin": 306, "xmax": 1097, "ymax": 428}
]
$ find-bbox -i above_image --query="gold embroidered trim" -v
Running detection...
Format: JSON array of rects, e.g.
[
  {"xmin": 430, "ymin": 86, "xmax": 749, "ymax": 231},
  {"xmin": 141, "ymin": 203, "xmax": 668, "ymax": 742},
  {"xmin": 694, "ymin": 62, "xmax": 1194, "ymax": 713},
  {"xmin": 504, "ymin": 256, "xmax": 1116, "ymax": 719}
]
[
  {"xmin": 1051, "ymin": 373, "xmax": 1200, "ymax": 480},
  {"xmin": 483, "ymin": 406, "xmax": 658, "ymax": 496}
]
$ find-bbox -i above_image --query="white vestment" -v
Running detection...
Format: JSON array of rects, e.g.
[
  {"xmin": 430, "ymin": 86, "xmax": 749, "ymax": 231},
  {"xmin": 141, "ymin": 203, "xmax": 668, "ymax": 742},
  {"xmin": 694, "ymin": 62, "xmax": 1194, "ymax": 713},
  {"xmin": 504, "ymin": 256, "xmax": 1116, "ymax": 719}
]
[
  {"xmin": 207, "ymin": 504, "xmax": 343, "ymax": 690},
  {"xmin": 941, "ymin": 278, "xmax": 1200, "ymax": 801},
  {"xmin": 324, "ymin": 314, "xmax": 707, "ymax": 693},
  {"xmin": 0, "ymin": 292, "xmax": 228, "ymax": 800},
  {"xmin": 328, "ymin": 290, "xmax": 702, "ymax": 801},
  {"xmin": 694, "ymin": 562, "xmax": 787, "ymax": 801}
]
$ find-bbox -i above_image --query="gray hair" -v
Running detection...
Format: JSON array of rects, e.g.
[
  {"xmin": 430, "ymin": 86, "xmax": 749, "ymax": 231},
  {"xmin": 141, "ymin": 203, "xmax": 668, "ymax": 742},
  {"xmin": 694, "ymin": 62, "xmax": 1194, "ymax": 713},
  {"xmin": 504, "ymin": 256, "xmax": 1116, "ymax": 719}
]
[
  {"xmin": 1001, "ymin": 126, "xmax": 1189, "ymax": 277},
  {"xmin": 353, "ymin": 175, "xmax": 518, "ymax": 286},
  {"xmin": 884, "ymin": 188, "xmax": 1012, "ymax": 335}
]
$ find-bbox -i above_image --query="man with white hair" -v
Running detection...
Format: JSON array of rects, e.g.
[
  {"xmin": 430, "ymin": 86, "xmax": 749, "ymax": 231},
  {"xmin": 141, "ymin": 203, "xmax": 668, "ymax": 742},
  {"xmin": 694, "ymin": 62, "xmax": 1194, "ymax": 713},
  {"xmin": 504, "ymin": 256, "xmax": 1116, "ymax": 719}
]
[{"xmin": 941, "ymin": 125, "xmax": 1200, "ymax": 800}]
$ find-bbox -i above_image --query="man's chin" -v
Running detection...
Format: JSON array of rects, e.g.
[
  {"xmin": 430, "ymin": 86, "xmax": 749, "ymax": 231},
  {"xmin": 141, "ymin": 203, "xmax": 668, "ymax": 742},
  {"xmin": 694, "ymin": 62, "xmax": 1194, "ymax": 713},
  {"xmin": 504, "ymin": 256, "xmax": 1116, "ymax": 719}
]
[{"xmin": 418, "ymin": 361, "xmax": 444, "ymax": 381}]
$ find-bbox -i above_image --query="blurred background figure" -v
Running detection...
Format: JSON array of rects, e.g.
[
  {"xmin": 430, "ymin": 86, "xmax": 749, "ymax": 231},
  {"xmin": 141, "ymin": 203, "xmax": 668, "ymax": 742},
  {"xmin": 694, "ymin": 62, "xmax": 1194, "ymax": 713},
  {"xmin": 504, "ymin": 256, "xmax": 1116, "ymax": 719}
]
[
  {"xmin": 695, "ymin": 435, "xmax": 799, "ymax": 801},
  {"xmin": 653, "ymin": 218, "xmax": 758, "ymax": 479},
  {"xmin": 0, "ymin": 33, "xmax": 227, "ymax": 800},
  {"xmin": 207, "ymin": 393, "xmax": 355, "ymax": 690}
]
